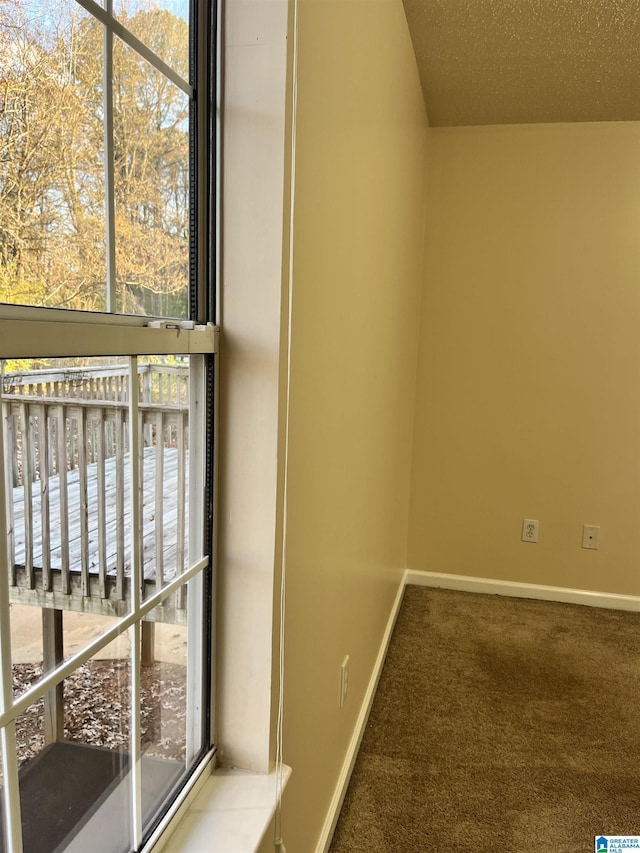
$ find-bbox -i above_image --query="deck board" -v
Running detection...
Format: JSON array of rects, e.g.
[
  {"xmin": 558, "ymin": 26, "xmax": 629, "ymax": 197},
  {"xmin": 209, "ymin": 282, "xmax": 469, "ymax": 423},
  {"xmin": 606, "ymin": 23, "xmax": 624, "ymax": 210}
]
[{"xmin": 11, "ymin": 447, "xmax": 188, "ymax": 586}]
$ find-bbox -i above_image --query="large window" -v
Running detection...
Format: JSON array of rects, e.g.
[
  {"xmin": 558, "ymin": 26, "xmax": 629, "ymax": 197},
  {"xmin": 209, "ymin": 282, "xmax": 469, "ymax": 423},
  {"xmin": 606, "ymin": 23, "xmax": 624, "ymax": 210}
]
[{"xmin": 0, "ymin": 0, "xmax": 216, "ymax": 850}]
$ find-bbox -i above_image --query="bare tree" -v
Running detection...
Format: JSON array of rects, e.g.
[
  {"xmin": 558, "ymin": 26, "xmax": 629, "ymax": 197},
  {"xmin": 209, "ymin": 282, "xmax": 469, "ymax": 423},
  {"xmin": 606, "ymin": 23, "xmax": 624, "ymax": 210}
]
[{"xmin": 0, "ymin": 0, "xmax": 190, "ymax": 316}]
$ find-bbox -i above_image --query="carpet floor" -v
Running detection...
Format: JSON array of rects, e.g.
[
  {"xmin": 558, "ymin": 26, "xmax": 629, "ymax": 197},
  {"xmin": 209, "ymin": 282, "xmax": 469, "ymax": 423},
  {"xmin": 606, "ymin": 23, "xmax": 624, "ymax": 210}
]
[{"xmin": 329, "ymin": 586, "xmax": 640, "ymax": 853}]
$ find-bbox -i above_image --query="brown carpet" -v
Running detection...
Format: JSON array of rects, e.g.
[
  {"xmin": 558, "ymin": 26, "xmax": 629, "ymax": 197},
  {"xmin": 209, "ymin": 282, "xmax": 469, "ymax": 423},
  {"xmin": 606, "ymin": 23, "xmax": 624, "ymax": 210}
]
[{"xmin": 329, "ymin": 586, "xmax": 640, "ymax": 853}]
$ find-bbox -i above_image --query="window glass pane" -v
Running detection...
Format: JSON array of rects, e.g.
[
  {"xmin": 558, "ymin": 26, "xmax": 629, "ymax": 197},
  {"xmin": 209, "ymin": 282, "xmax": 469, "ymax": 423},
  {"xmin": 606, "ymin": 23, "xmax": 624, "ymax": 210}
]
[
  {"xmin": 63, "ymin": 634, "xmax": 131, "ymax": 753},
  {"xmin": 10, "ymin": 606, "xmax": 127, "ymax": 701},
  {"xmin": 0, "ymin": 0, "xmax": 106, "ymax": 312},
  {"xmin": 11, "ymin": 603, "xmax": 44, "ymax": 698},
  {"xmin": 137, "ymin": 356, "xmax": 190, "ymax": 600},
  {"xmin": 141, "ymin": 620, "xmax": 186, "ymax": 762},
  {"xmin": 140, "ymin": 616, "xmax": 189, "ymax": 832},
  {"xmin": 13, "ymin": 641, "xmax": 132, "ymax": 853},
  {"xmin": 140, "ymin": 575, "xmax": 207, "ymax": 834},
  {"xmin": 113, "ymin": 39, "xmax": 190, "ymax": 318},
  {"xmin": 2, "ymin": 357, "xmax": 135, "ymax": 615},
  {"xmin": 10, "ymin": 604, "xmax": 129, "ymax": 708},
  {"xmin": 114, "ymin": 1, "xmax": 189, "ymax": 81},
  {"xmin": 63, "ymin": 611, "xmax": 126, "ymax": 662},
  {"xmin": 15, "ymin": 700, "xmax": 46, "ymax": 793},
  {"xmin": 0, "ymin": 0, "xmax": 210, "ymax": 848}
]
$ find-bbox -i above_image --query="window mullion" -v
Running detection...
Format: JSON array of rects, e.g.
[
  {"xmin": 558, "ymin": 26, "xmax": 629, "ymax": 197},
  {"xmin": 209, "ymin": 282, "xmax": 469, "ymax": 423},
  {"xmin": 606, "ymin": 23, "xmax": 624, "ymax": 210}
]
[
  {"xmin": 0, "ymin": 724, "xmax": 22, "ymax": 853},
  {"xmin": 0, "ymin": 397, "xmax": 22, "ymax": 853},
  {"xmin": 128, "ymin": 358, "xmax": 143, "ymax": 848},
  {"xmin": 104, "ymin": 1, "xmax": 117, "ymax": 314},
  {"xmin": 129, "ymin": 622, "xmax": 143, "ymax": 848},
  {"xmin": 186, "ymin": 357, "xmax": 206, "ymax": 761}
]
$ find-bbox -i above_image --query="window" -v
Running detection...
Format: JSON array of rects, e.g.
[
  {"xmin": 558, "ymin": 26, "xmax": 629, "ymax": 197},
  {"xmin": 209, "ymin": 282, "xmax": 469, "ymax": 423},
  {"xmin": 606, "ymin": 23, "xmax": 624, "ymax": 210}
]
[{"xmin": 0, "ymin": 0, "xmax": 216, "ymax": 850}]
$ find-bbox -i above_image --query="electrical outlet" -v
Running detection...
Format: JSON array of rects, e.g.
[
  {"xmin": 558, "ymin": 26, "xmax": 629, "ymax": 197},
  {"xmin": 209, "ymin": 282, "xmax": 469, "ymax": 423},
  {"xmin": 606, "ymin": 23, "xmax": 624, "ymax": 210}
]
[
  {"xmin": 522, "ymin": 518, "xmax": 539, "ymax": 543},
  {"xmin": 340, "ymin": 655, "xmax": 349, "ymax": 707},
  {"xmin": 582, "ymin": 524, "xmax": 600, "ymax": 550}
]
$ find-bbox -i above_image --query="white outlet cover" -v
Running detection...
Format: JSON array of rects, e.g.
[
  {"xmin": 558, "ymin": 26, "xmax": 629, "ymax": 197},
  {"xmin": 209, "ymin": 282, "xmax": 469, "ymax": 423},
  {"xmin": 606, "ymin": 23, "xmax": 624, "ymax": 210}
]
[
  {"xmin": 582, "ymin": 524, "xmax": 600, "ymax": 550},
  {"xmin": 522, "ymin": 518, "xmax": 539, "ymax": 543}
]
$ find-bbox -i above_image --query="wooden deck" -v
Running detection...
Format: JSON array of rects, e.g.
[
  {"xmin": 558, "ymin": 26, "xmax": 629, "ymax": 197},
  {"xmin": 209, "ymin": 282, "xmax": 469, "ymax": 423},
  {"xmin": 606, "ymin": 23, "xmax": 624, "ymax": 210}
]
[
  {"xmin": 8, "ymin": 446, "xmax": 189, "ymax": 621},
  {"xmin": 12, "ymin": 446, "xmax": 189, "ymax": 583},
  {"xmin": 2, "ymin": 364, "xmax": 190, "ymax": 621}
]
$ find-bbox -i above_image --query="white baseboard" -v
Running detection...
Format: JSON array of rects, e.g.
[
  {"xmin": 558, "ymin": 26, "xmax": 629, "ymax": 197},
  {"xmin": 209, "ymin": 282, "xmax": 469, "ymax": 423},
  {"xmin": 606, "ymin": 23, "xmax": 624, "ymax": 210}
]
[
  {"xmin": 314, "ymin": 577, "xmax": 406, "ymax": 853},
  {"xmin": 405, "ymin": 569, "xmax": 640, "ymax": 612}
]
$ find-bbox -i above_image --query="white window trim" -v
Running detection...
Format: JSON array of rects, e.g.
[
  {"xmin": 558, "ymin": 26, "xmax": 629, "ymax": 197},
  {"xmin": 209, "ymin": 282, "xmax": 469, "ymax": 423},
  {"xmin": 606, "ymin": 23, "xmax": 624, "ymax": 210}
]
[
  {"xmin": 149, "ymin": 763, "xmax": 292, "ymax": 853},
  {"xmin": 213, "ymin": 0, "xmax": 290, "ymax": 777},
  {"xmin": 149, "ymin": 0, "xmax": 293, "ymax": 847}
]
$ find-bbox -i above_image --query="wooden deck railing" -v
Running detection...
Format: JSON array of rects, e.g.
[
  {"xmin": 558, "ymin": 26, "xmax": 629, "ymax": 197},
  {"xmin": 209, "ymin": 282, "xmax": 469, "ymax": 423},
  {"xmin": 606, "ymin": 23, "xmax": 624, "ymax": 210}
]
[{"xmin": 1, "ymin": 363, "xmax": 189, "ymax": 620}]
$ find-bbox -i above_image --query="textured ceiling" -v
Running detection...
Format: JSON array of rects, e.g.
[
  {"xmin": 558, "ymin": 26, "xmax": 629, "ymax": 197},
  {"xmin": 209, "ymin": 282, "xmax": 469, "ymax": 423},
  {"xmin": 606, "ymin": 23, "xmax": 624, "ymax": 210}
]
[{"xmin": 402, "ymin": 0, "xmax": 640, "ymax": 126}]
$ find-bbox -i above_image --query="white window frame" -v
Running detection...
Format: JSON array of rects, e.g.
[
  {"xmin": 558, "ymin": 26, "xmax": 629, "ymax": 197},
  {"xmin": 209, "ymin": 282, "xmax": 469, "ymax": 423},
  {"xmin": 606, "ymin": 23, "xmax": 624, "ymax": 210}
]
[
  {"xmin": 0, "ymin": 0, "xmax": 218, "ymax": 847},
  {"xmin": 0, "ymin": 333, "xmax": 216, "ymax": 853}
]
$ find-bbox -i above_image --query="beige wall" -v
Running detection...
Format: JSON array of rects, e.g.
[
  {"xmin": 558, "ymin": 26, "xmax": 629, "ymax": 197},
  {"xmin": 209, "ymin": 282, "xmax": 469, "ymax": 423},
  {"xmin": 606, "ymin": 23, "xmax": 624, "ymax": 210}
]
[
  {"xmin": 278, "ymin": 0, "xmax": 428, "ymax": 849},
  {"xmin": 409, "ymin": 122, "xmax": 640, "ymax": 596}
]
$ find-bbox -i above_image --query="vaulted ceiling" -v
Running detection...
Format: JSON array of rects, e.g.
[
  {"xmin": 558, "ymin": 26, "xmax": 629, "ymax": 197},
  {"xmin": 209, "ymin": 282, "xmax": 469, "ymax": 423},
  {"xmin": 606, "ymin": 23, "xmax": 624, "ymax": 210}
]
[{"xmin": 402, "ymin": 0, "xmax": 640, "ymax": 126}]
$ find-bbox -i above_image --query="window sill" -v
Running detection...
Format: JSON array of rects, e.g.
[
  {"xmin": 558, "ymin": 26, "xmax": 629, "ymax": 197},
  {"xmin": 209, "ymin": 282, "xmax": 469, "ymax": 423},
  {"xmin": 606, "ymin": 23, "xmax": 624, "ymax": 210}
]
[{"xmin": 158, "ymin": 764, "xmax": 292, "ymax": 853}]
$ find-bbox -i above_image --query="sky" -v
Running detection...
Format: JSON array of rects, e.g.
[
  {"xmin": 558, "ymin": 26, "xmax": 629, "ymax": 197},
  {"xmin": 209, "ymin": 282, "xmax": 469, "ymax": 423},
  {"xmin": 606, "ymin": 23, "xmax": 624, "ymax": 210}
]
[
  {"xmin": 5, "ymin": 0, "xmax": 189, "ymax": 33},
  {"xmin": 118, "ymin": 0, "xmax": 189, "ymax": 21},
  {"xmin": 2, "ymin": 0, "xmax": 190, "ymax": 72},
  {"xmin": 147, "ymin": 0, "xmax": 188, "ymax": 19}
]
